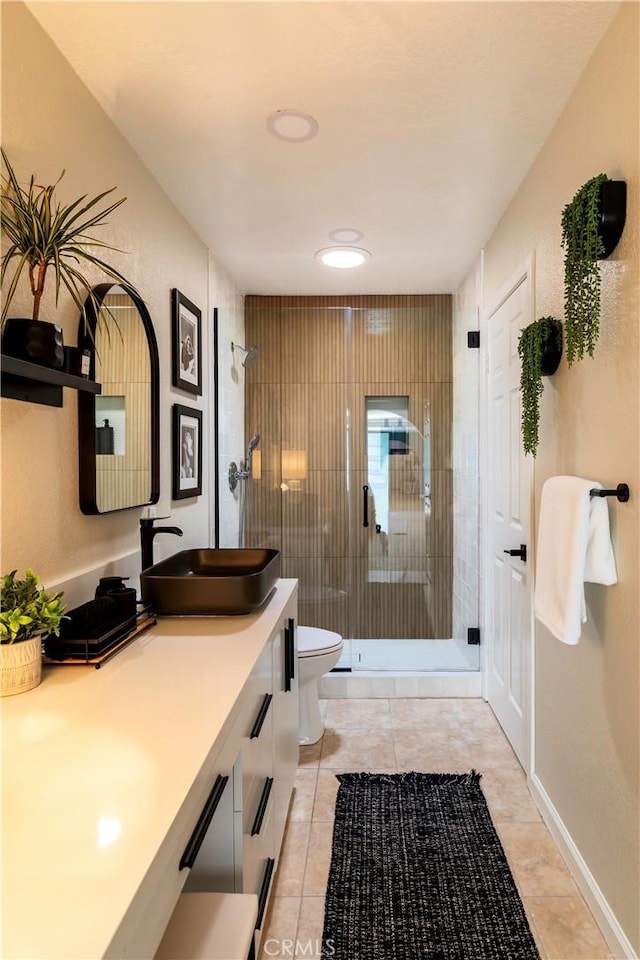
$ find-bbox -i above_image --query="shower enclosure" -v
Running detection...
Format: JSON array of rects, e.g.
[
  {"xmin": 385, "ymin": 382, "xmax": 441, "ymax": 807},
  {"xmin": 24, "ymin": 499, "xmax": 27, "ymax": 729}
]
[{"xmin": 243, "ymin": 296, "xmax": 479, "ymax": 673}]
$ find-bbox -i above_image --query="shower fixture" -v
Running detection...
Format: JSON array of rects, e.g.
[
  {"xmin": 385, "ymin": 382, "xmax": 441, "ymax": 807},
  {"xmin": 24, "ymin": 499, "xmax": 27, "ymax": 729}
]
[
  {"xmin": 231, "ymin": 342, "xmax": 260, "ymax": 368},
  {"xmin": 229, "ymin": 434, "xmax": 261, "ymax": 548},
  {"xmin": 228, "ymin": 434, "xmax": 261, "ymax": 492},
  {"xmin": 228, "ymin": 461, "xmax": 240, "ymax": 493},
  {"xmin": 245, "ymin": 433, "xmax": 261, "ymax": 472}
]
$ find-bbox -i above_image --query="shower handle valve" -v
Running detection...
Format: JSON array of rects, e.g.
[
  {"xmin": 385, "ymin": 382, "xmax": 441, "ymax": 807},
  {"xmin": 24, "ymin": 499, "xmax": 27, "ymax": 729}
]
[{"xmin": 229, "ymin": 461, "xmax": 239, "ymax": 492}]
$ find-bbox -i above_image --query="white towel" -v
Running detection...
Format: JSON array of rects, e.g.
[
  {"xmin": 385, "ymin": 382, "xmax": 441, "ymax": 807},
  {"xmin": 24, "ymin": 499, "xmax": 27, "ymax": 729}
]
[{"xmin": 534, "ymin": 476, "xmax": 617, "ymax": 644}]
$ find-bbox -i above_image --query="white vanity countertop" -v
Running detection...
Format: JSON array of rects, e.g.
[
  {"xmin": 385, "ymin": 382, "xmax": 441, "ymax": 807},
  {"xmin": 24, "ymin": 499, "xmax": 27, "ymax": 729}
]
[{"xmin": 1, "ymin": 579, "xmax": 297, "ymax": 960}]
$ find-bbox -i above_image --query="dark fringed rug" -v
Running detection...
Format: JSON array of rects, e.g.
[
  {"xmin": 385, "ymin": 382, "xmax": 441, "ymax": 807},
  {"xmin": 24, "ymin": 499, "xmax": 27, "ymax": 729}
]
[{"xmin": 321, "ymin": 772, "xmax": 540, "ymax": 960}]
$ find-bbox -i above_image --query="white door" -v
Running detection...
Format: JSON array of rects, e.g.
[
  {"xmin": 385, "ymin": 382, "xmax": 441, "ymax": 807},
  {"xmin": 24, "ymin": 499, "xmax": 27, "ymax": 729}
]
[{"xmin": 485, "ymin": 265, "xmax": 534, "ymax": 771}]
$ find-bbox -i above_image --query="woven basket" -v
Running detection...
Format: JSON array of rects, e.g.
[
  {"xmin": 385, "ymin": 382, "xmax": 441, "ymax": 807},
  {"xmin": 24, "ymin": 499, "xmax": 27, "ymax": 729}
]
[{"xmin": 0, "ymin": 635, "xmax": 42, "ymax": 697}]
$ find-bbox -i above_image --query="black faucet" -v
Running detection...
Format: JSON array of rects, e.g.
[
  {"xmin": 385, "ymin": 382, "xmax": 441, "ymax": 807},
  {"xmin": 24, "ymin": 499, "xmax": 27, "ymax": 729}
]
[{"xmin": 140, "ymin": 517, "xmax": 183, "ymax": 571}]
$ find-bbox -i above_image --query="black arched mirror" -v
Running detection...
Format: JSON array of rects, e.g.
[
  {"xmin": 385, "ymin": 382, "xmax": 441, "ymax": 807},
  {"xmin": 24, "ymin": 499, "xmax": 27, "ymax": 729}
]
[{"xmin": 78, "ymin": 284, "xmax": 160, "ymax": 514}]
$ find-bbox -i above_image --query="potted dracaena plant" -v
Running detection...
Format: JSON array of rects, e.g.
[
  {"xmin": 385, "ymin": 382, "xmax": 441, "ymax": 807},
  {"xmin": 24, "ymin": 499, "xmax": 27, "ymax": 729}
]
[
  {"xmin": 0, "ymin": 569, "xmax": 66, "ymax": 696},
  {"xmin": 0, "ymin": 148, "xmax": 140, "ymax": 369},
  {"xmin": 517, "ymin": 316, "xmax": 563, "ymax": 458},
  {"xmin": 561, "ymin": 173, "xmax": 609, "ymax": 366}
]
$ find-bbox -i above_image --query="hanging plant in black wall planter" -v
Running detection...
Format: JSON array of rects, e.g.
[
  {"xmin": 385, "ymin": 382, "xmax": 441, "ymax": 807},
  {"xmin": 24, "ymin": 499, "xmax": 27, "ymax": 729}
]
[
  {"xmin": 518, "ymin": 317, "xmax": 563, "ymax": 457},
  {"xmin": 561, "ymin": 174, "xmax": 627, "ymax": 365}
]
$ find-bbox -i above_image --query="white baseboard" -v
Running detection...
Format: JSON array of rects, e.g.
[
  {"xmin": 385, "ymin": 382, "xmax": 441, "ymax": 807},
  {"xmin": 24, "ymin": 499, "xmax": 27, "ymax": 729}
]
[
  {"xmin": 529, "ymin": 772, "xmax": 637, "ymax": 960},
  {"xmin": 319, "ymin": 671, "xmax": 482, "ymax": 699}
]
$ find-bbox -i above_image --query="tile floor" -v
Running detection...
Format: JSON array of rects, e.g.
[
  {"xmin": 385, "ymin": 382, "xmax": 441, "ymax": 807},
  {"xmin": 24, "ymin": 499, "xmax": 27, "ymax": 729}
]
[{"xmin": 260, "ymin": 698, "xmax": 612, "ymax": 960}]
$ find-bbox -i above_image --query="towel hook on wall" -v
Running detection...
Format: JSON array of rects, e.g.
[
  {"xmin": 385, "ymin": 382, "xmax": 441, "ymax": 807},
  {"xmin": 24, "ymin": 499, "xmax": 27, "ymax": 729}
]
[{"xmin": 589, "ymin": 483, "xmax": 630, "ymax": 502}]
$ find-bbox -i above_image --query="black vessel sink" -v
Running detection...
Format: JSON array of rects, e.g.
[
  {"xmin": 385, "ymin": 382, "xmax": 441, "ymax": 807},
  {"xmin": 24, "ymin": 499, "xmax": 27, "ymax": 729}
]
[{"xmin": 140, "ymin": 548, "xmax": 281, "ymax": 616}]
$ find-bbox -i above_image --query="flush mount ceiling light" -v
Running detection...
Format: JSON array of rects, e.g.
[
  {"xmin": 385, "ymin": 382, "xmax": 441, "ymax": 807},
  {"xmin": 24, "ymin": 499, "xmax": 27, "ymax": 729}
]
[
  {"xmin": 266, "ymin": 110, "xmax": 319, "ymax": 143},
  {"xmin": 328, "ymin": 228, "xmax": 364, "ymax": 244},
  {"xmin": 315, "ymin": 246, "xmax": 372, "ymax": 269}
]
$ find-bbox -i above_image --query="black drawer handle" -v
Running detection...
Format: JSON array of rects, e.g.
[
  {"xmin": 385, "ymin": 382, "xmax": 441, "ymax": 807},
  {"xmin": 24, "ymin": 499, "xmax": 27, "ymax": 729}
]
[
  {"xmin": 251, "ymin": 776, "xmax": 274, "ymax": 836},
  {"xmin": 250, "ymin": 693, "xmax": 273, "ymax": 739},
  {"xmin": 284, "ymin": 617, "xmax": 295, "ymax": 692},
  {"xmin": 179, "ymin": 774, "xmax": 229, "ymax": 870},
  {"xmin": 288, "ymin": 617, "xmax": 296, "ymax": 683},
  {"xmin": 256, "ymin": 857, "xmax": 276, "ymax": 930}
]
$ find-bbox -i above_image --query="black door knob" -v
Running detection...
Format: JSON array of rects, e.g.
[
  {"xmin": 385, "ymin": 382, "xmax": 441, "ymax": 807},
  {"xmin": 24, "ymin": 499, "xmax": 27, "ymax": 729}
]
[{"xmin": 503, "ymin": 544, "xmax": 527, "ymax": 562}]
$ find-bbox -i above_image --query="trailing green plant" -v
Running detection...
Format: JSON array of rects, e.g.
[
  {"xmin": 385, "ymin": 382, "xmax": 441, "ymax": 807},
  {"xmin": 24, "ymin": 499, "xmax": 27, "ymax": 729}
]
[
  {"xmin": 561, "ymin": 173, "xmax": 608, "ymax": 365},
  {"xmin": 518, "ymin": 317, "xmax": 563, "ymax": 457},
  {"xmin": 0, "ymin": 569, "xmax": 66, "ymax": 644},
  {"xmin": 0, "ymin": 148, "xmax": 140, "ymax": 333}
]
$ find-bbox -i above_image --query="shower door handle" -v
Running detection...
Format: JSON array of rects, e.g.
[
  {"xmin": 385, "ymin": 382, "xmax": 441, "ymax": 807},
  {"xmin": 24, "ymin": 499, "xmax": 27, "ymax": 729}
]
[{"xmin": 362, "ymin": 484, "xmax": 369, "ymax": 528}]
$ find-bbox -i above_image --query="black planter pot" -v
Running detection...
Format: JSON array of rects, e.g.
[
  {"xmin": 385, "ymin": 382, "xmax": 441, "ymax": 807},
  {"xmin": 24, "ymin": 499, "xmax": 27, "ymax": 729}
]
[
  {"xmin": 540, "ymin": 318, "xmax": 563, "ymax": 377},
  {"xmin": 2, "ymin": 318, "xmax": 64, "ymax": 369},
  {"xmin": 599, "ymin": 180, "xmax": 626, "ymax": 258}
]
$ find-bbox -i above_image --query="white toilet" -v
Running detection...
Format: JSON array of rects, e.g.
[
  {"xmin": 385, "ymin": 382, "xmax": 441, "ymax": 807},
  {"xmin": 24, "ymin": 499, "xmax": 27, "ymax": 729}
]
[{"xmin": 297, "ymin": 626, "xmax": 343, "ymax": 745}]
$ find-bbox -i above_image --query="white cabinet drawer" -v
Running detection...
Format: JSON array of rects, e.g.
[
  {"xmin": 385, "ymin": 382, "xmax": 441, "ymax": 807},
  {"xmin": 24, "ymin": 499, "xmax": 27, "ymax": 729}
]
[
  {"xmin": 182, "ymin": 773, "xmax": 235, "ymax": 894},
  {"xmin": 272, "ymin": 610, "xmax": 299, "ymax": 856},
  {"xmin": 237, "ymin": 642, "xmax": 274, "ymax": 827},
  {"xmin": 241, "ymin": 718, "xmax": 274, "ymax": 833},
  {"xmin": 155, "ymin": 892, "xmax": 258, "ymax": 960},
  {"xmin": 244, "ymin": 771, "xmax": 275, "ymax": 843},
  {"xmin": 108, "ymin": 754, "xmax": 235, "ymax": 958},
  {"xmin": 242, "ymin": 798, "xmax": 275, "ymax": 930}
]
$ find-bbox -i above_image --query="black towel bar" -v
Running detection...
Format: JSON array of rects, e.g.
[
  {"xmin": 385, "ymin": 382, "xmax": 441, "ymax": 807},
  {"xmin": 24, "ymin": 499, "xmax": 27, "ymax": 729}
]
[{"xmin": 589, "ymin": 483, "xmax": 630, "ymax": 502}]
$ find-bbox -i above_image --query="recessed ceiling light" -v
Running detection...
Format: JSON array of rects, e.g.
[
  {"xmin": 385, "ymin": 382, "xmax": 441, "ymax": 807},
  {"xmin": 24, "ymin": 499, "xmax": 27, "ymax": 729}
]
[
  {"xmin": 266, "ymin": 110, "xmax": 319, "ymax": 143},
  {"xmin": 328, "ymin": 228, "xmax": 364, "ymax": 244},
  {"xmin": 315, "ymin": 246, "xmax": 372, "ymax": 269}
]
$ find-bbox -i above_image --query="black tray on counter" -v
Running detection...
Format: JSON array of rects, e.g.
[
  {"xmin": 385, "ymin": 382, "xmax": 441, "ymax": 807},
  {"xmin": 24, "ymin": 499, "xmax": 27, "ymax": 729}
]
[{"xmin": 43, "ymin": 607, "xmax": 156, "ymax": 668}]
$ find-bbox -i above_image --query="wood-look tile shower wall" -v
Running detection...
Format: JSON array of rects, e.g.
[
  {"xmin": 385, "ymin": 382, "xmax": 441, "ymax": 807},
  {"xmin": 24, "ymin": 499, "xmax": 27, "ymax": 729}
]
[{"xmin": 245, "ymin": 295, "xmax": 452, "ymax": 639}]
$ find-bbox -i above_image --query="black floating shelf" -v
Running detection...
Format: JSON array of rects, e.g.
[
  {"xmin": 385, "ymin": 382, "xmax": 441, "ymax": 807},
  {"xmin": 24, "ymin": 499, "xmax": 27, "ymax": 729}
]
[
  {"xmin": 1, "ymin": 354, "xmax": 101, "ymax": 407},
  {"xmin": 599, "ymin": 180, "xmax": 626, "ymax": 258}
]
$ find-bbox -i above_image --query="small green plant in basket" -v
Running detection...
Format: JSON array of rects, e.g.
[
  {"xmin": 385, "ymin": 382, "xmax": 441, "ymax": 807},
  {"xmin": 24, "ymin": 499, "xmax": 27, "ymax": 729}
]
[{"xmin": 0, "ymin": 568, "xmax": 66, "ymax": 644}]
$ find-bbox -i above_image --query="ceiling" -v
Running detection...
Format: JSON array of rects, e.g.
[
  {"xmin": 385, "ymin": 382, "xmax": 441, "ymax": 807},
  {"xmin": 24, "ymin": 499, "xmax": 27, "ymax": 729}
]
[{"xmin": 27, "ymin": 1, "xmax": 618, "ymax": 295}]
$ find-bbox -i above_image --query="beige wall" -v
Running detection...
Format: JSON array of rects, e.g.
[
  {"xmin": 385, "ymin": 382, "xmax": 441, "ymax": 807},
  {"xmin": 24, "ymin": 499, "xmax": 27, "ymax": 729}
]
[
  {"xmin": 1, "ymin": 4, "xmax": 244, "ymax": 591},
  {"xmin": 479, "ymin": 5, "xmax": 639, "ymax": 950}
]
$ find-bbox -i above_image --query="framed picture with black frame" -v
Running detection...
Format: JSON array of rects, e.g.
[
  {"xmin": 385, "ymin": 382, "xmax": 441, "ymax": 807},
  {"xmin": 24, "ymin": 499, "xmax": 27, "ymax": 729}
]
[
  {"xmin": 171, "ymin": 288, "xmax": 202, "ymax": 395},
  {"xmin": 172, "ymin": 403, "xmax": 203, "ymax": 500}
]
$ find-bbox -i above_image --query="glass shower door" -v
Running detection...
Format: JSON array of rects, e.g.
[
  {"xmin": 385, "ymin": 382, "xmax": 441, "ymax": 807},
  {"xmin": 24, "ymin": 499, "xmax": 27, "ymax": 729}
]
[
  {"xmin": 345, "ymin": 304, "xmax": 454, "ymax": 669},
  {"xmin": 362, "ymin": 394, "xmax": 430, "ymax": 620},
  {"xmin": 244, "ymin": 295, "xmax": 479, "ymax": 673},
  {"xmin": 247, "ymin": 305, "xmax": 353, "ymax": 665}
]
